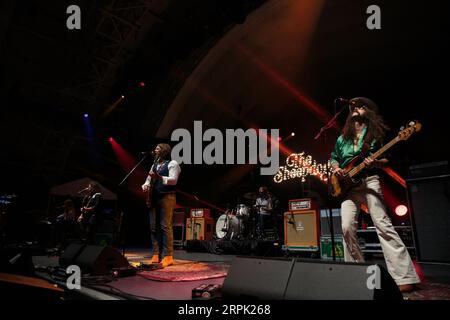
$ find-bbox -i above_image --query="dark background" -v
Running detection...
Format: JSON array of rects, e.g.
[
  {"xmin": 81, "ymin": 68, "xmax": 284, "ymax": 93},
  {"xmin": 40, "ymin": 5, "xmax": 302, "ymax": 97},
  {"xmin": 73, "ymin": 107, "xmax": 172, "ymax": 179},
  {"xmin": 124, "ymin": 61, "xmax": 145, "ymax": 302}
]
[{"xmin": 0, "ymin": 0, "xmax": 449, "ymax": 246}]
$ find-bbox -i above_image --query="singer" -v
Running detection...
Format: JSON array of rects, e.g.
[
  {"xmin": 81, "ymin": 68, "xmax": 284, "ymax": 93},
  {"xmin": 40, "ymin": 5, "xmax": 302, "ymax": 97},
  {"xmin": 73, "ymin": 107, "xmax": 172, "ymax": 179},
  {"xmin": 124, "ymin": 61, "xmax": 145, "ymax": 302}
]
[
  {"xmin": 141, "ymin": 143, "xmax": 181, "ymax": 268},
  {"xmin": 329, "ymin": 97, "xmax": 420, "ymax": 292}
]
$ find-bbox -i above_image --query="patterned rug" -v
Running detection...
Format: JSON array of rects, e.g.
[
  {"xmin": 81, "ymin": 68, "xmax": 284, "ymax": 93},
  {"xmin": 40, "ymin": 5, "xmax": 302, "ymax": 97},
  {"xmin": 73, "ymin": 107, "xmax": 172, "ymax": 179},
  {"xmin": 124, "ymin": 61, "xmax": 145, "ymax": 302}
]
[
  {"xmin": 125, "ymin": 254, "xmax": 229, "ymax": 282},
  {"xmin": 403, "ymin": 282, "xmax": 450, "ymax": 300}
]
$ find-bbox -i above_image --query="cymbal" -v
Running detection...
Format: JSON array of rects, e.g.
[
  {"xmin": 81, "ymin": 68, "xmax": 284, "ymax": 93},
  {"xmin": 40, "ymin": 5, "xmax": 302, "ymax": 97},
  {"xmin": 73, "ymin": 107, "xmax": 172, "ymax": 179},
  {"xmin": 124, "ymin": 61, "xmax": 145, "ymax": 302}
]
[{"xmin": 243, "ymin": 192, "xmax": 258, "ymax": 200}]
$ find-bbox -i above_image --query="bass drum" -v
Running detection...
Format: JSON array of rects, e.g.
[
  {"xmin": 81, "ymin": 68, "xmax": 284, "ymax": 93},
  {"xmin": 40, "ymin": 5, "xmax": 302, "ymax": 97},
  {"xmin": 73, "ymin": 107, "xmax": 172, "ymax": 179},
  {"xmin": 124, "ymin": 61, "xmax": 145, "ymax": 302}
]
[
  {"xmin": 215, "ymin": 214, "xmax": 229, "ymax": 239},
  {"xmin": 215, "ymin": 213, "xmax": 242, "ymax": 240}
]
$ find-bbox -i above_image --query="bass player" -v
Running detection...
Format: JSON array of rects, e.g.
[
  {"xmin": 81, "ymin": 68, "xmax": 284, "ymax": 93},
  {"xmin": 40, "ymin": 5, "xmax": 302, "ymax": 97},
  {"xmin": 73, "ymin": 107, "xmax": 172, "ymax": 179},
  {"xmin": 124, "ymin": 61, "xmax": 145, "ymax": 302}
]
[{"xmin": 330, "ymin": 97, "xmax": 420, "ymax": 293}]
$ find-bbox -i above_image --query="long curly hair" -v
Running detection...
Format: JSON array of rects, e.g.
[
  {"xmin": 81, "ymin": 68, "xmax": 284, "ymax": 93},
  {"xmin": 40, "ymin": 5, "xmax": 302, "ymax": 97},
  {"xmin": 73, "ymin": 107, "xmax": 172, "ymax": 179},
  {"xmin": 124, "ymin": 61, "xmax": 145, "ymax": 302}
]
[
  {"xmin": 342, "ymin": 97, "xmax": 389, "ymax": 144},
  {"xmin": 157, "ymin": 143, "xmax": 172, "ymax": 160}
]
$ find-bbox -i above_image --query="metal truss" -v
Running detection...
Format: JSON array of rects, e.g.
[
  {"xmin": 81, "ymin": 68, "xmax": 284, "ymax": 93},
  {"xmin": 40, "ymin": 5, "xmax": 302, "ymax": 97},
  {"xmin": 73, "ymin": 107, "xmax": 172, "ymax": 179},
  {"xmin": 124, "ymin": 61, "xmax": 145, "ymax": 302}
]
[{"xmin": 62, "ymin": 0, "xmax": 169, "ymax": 113}]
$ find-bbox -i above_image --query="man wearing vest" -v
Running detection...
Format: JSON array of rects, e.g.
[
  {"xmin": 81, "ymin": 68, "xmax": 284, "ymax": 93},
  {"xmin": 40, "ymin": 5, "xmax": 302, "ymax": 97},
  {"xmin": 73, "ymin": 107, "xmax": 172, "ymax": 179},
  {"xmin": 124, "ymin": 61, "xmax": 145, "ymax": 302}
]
[{"xmin": 142, "ymin": 143, "xmax": 181, "ymax": 268}]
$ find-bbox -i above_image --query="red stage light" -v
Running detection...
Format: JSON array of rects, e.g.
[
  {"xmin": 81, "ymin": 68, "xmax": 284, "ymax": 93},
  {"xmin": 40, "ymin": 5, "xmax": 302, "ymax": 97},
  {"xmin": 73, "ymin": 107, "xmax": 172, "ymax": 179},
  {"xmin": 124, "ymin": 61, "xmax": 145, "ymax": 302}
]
[
  {"xmin": 139, "ymin": 81, "xmax": 145, "ymax": 87},
  {"xmin": 395, "ymin": 205, "xmax": 408, "ymax": 216},
  {"xmin": 108, "ymin": 137, "xmax": 114, "ymax": 142}
]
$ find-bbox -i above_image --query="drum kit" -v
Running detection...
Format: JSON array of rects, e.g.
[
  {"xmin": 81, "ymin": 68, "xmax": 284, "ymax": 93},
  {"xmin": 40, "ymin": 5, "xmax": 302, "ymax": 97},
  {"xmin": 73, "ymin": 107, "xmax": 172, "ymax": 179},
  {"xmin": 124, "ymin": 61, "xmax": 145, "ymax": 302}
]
[{"xmin": 215, "ymin": 192, "xmax": 262, "ymax": 240}]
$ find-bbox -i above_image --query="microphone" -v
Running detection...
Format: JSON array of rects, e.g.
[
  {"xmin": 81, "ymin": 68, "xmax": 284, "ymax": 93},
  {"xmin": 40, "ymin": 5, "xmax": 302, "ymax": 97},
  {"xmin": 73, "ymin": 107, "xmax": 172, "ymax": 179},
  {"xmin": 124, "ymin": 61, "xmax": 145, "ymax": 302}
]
[
  {"xmin": 335, "ymin": 98, "xmax": 356, "ymax": 105},
  {"xmin": 140, "ymin": 150, "xmax": 156, "ymax": 155},
  {"xmin": 77, "ymin": 187, "xmax": 90, "ymax": 194}
]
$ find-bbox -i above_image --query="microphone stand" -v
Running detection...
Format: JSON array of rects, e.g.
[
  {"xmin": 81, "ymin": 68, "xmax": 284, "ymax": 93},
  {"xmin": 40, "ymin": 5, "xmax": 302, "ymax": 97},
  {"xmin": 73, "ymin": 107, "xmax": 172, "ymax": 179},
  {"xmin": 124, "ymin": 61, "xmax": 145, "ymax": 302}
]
[
  {"xmin": 314, "ymin": 99, "xmax": 347, "ymax": 262},
  {"xmin": 119, "ymin": 154, "xmax": 150, "ymax": 186},
  {"xmin": 117, "ymin": 153, "xmax": 151, "ymax": 256}
]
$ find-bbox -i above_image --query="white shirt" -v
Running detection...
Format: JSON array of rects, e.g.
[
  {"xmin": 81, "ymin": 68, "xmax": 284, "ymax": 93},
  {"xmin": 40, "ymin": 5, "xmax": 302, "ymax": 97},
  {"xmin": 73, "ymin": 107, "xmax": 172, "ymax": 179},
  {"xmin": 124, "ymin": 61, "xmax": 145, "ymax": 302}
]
[
  {"xmin": 143, "ymin": 160, "xmax": 181, "ymax": 186},
  {"xmin": 256, "ymin": 196, "xmax": 273, "ymax": 215}
]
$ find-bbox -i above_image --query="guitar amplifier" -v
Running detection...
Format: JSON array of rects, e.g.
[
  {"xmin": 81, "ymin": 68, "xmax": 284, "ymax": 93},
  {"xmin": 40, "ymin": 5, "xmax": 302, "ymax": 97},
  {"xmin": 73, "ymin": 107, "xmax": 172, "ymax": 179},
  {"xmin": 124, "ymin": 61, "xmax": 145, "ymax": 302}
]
[
  {"xmin": 186, "ymin": 217, "xmax": 214, "ymax": 241},
  {"xmin": 190, "ymin": 208, "xmax": 211, "ymax": 218},
  {"xmin": 173, "ymin": 209, "xmax": 186, "ymax": 247},
  {"xmin": 284, "ymin": 210, "xmax": 320, "ymax": 251},
  {"xmin": 288, "ymin": 198, "xmax": 317, "ymax": 211}
]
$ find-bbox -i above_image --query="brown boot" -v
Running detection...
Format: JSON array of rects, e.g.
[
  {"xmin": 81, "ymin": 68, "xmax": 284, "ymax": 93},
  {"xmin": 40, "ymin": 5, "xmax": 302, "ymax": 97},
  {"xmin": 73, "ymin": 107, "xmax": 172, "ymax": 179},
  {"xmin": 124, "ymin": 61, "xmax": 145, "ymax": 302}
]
[
  {"xmin": 161, "ymin": 256, "xmax": 174, "ymax": 268},
  {"xmin": 151, "ymin": 255, "xmax": 159, "ymax": 264}
]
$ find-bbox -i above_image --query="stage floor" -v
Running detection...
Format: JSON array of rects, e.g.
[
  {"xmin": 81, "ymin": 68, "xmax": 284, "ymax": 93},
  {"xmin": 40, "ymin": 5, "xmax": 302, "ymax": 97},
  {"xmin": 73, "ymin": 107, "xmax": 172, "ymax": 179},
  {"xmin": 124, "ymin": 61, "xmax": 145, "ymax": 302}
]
[{"xmin": 31, "ymin": 247, "xmax": 450, "ymax": 300}]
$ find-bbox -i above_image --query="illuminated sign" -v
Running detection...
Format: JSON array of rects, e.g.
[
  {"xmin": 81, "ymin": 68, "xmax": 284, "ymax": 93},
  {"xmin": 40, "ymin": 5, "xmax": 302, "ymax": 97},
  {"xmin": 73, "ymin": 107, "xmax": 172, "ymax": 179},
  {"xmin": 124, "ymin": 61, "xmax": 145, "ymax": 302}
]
[{"xmin": 273, "ymin": 152, "xmax": 330, "ymax": 183}]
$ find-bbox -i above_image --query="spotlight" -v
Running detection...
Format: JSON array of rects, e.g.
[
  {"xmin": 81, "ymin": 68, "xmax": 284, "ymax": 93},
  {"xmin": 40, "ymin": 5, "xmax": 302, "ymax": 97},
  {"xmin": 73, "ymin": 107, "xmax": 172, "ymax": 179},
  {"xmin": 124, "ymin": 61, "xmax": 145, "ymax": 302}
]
[
  {"xmin": 395, "ymin": 205, "xmax": 408, "ymax": 217},
  {"xmin": 83, "ymin": 113, "xmax": 89, "ymax": 118},
  {"xmin": 121, "ymin": 95, "xmax": 125, "ymax": 99},
  {"xmin": 108, "ymin": 137, "xmax": 114, "ymax": 142},
  {"xmin": 139, "ymin": 81, "xmax": 145, "ymax": 87},
  {"xmin": 291, "ymin": 132, "xmax": 295, "ymax": 136}
]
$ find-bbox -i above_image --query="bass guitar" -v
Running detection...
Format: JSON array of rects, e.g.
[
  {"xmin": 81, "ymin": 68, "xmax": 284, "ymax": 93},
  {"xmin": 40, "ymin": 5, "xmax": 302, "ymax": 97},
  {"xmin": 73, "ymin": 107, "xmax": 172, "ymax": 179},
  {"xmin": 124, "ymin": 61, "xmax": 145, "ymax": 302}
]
[{"xmin": 330, "ymin": 121, "xmax": 421, "ymax": 198}]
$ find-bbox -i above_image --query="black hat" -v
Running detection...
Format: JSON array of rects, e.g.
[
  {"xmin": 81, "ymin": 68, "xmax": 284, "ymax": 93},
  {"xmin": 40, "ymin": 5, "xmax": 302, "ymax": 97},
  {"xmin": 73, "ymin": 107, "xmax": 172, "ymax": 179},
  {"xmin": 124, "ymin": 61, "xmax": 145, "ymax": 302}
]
[{"xmin": 349, "ymin": 97, "xmax": 379, "ymax": 113}]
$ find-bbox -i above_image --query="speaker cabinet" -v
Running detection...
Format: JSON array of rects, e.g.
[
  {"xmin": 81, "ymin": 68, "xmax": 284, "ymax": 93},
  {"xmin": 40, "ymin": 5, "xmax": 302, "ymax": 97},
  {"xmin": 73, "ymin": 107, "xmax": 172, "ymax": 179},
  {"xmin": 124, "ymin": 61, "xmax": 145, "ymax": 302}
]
[
  {"xmin": 59, "ymin": 243, "xmax": 86, "ymax": 267},
  {"xmin": 222, "ymin": 256, "xmax": 402, "ymax": 300},
  {"xmin": 285, "ymin": 260, "xmax": 402, "ymax": 300},
  {"xmin": 284, "ymin": 210, "xmax": 320, "ymax": 250},
  {"xmin": 186, "ymin": 217, "xmax": 214, "ymax": 241},
  {"xmin": 222, "ymin": 256, "xmax": 294, "ymax": 299},
  {"xmin": 407, "ymin": 174, "xmax": 450, "ymax": 263},
  {"xmin": 60, "ymin": 244, "xmax": 129, "ymax": 275}
]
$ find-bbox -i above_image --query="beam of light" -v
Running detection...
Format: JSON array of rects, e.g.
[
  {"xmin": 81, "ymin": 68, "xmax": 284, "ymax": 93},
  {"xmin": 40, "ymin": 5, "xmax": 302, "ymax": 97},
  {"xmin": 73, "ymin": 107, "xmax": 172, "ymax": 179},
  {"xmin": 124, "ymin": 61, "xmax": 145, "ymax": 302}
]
[
  {"xmin": 176, "ymin": 189, "xmax": 226, "ymax": 213},
  {"xmin": 108, "ymin": 137, "xmax": 147, "ymax": 198},
  {"xmin": 236, "ymin": 43, "xmax": 338, "ymax": 129},
  {"xmin": 383, "ymin": 167, "xmax": 407, "ymax": 188},
  {"xmin": 101, "ymin": 95, "xmax": 125, "ymax": 118},
  {"xmin": 83, "ymin": 113, "xmax": 94, "ymax": 141},
  {"xmin": 83, "ymin": 112, "xmax": 103, "ymax": 167}
]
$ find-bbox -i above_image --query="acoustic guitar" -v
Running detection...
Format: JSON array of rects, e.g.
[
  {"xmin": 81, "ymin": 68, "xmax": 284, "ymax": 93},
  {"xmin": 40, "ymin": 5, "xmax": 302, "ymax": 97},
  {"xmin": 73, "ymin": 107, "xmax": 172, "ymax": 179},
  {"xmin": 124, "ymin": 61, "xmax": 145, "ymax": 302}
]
[{"xmin": 146, "ymin": 156, "xmax": 160, "ymax": 208}]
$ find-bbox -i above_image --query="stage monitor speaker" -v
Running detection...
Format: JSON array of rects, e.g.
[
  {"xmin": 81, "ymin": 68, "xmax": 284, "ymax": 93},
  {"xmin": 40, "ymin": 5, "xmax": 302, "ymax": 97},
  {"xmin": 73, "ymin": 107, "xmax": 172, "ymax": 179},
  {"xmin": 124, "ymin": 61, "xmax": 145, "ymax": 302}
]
[
  {"xmin": 73, "ymin": 245, "xmax": 129, "ymax": 275},
  {"xmin": 222, "ymin": 257, "xmax": 402, "ymax": 300},
  {"xmin": 0, "ymin": 247, "xmax": 35, "ymax": 276},
  {"xmin": 284, "ymin": 210, "xmax": 320, "ymax": 250},
  {"xmin": 59, "ymin": 243, "xmax": 86, "ymax": 267},
  {"xmin": 285, "ymin": 260, "xmax": 402, "ymax": 300},
  {"xmin": 222, "ymin": 256, "xmax": 294, "ymax": 300},
  {"xmin": 186, "ymin": 217, "xmax": 214, "ymax": 241},
  {"xmin": 407, "ymin": 174, "xmax": 450, "ymax": 263}
]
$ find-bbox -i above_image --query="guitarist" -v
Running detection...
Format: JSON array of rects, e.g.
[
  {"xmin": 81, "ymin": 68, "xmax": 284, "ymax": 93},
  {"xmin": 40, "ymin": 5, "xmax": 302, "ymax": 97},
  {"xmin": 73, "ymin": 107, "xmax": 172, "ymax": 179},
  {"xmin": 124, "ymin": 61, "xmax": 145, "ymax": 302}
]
[
  {"xmin": 330, "ymin": 97, "xmax": 420, "ymax": 293},
  {"xmin": 77, "ymin": 182, "xmax": 103, "ymax": 244},
  {"xmin": 141, "ymin": 143, "xmax": 181, "ymax": 268}
]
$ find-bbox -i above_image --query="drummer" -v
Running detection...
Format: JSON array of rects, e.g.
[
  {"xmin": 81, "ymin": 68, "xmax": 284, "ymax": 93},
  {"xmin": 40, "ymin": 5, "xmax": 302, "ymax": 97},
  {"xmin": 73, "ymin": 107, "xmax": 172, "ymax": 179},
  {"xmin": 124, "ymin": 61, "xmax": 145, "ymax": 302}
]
[{"xmin": 255, "ymin": 186, "xmax": 275, "ymax": 239}]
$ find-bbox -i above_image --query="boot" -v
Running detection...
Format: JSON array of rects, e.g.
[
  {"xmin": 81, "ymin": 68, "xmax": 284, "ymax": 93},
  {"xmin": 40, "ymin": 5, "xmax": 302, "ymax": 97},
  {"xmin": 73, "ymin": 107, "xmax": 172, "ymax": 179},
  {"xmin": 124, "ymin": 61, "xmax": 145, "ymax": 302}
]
[
  {"xmin": 161, "ymin": 256, "xmax": 174, "ymax": 268},
  {"xmin": 151, "ymin": 254, "xmax": 159, "ymax": 264}
]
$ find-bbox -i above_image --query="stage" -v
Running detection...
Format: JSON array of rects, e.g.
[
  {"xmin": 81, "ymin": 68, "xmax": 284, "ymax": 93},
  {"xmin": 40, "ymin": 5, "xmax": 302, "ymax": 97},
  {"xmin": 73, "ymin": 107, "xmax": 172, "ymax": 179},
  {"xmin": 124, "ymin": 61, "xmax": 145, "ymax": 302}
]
[{"xmin": 22, "ymin": 246, "xmax": 450, "ymax": 300}]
